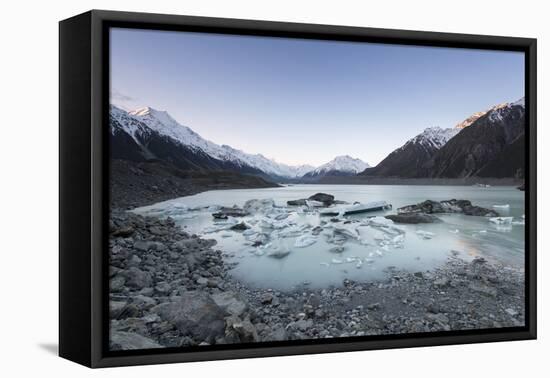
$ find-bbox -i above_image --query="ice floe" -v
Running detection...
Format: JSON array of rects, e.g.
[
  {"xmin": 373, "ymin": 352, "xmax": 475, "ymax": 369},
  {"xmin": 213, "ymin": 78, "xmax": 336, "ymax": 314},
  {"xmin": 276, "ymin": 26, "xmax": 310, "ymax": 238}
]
[
  {"xmin": 294, "ymin": 234, "xmax": 318, "ymax": 248},
  {"xmin": 416, "ymin": 230, "xmax": 435, "ymax": 240},
  {"xmin": 489, "ymin": 217, "xmax": 513, "ymax": 225}
]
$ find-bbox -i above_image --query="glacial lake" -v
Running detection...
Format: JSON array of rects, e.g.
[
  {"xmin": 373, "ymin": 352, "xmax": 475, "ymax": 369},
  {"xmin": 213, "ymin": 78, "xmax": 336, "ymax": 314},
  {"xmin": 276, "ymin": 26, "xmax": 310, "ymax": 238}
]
[{"xmin": 133, "ymin": 185, "xmax": 525, "ymax": 290}]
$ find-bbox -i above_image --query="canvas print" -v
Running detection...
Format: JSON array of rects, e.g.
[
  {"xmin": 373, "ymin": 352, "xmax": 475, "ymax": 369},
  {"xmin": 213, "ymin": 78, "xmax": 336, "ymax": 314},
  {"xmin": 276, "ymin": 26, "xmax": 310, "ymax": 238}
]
[{"xmin": 108, "ymin": 28, "xmax": 526, "ymax": 351}]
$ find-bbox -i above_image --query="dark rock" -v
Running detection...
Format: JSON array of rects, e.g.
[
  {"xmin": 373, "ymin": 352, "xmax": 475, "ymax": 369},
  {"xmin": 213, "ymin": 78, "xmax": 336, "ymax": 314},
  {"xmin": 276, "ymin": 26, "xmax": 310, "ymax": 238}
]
[
  {"xmin": 133, "ymin": 240, "xmax": 155, "ymax": 252},
  {"xmin": 472, "ymin": 256, "xmax": 487, "ymax": 265},
  {"xmin": 124, "ymin": 267, "xmax": 152, "ymax": 289},
  {"xmin": 226, "ymin": 316, "xmax": 258, "ymax": 343},
  {"xmin": 468, "ymin": 282, "xmax": 497, "ymax": 297},
  {"xmin": 212, "ymin": 207, "xmax": 248, "ymax": 219},
  {"xmin": 230, "ymin": 222, "xmax": 250, "ymax": 231},
  {"xmin": 111, "ymin": 226, "xmax": 135, "ymax": 237},
  {"xmin": 264, "ymin": 325, "xmax": 288, "ymax": 341},
  {"xmin": 260, "ymin": 293, "xmax": 274, "ymax": 305},
  {"xmin": 154, "ymin": 291, "xmax": 226, "ymax": 343},
  {"xmin": 308, "ymin": 193, "xmax": 335, "ymax": 205},
  {"xmin": 398, "ymin": 199, "xmax": 498, "ymax": 217},
  {"xmin": 110, "ymin": 275, "xmax": 126, "ymax": 292},
  {"xmin": 211, "ymin": 291, "xmax": 249, "ymax": 317},
  {"xmin": 110, "ymin": 301, "xmax": 128, "ymax": 318},
  {"xmin": 110, "ymin": 331, "xmax": 162, "ymax": 350},
  {"xmin": 287, "ymin": 199, "xmax": 307, "ymax": 206},
  {"xmin": 385, "ymin": 213, "xmax": 442, "ymax": 224}
]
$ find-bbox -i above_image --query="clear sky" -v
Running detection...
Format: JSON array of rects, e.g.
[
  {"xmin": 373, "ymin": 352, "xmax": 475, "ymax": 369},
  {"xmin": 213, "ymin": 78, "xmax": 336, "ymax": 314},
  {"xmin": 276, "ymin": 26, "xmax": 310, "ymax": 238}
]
[{"xmin": 110, "ymin": 28, "xmax": 524, "ymax": 166}]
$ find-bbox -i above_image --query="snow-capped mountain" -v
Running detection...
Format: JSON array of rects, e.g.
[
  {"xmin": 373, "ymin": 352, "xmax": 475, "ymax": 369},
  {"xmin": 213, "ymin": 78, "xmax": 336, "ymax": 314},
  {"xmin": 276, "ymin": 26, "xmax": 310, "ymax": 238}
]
[
  {"xmin": 454, "ymin": 111, "xmax": 487, "ymax": 129},
  {"xmin": 360, "ymin": 126, "xmax": 458, "ymax": 178},
  {"xmin": 304, "ymin": 156, "xmax": 370, "ymax": 178},
  {"xmin": 427, "ymin": 97, "xmax": 525, "ymax": 178},
  {"xmin": 111, "ymin": 105, "xmax": 315, "ymax": 179},
  {"xmin": 404, "ymin": 127, "xmax": 460, "ymax": 150},
  {"xmin": 218, "ymin": 144, "xmax": 315, "ymax": 179}
]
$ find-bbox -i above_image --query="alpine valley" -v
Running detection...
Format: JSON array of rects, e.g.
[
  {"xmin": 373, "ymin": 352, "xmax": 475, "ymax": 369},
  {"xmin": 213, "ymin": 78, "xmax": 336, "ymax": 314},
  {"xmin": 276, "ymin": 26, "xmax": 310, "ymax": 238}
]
[{"xmin": 109, "ymin": 97, "xmax": 525, "ymax": 208}]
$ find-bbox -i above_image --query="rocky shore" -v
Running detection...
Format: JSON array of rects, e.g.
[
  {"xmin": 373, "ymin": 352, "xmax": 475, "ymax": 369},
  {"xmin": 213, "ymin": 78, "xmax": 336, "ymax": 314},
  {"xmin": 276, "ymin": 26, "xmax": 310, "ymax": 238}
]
[
  {"xmin": 109, "ymin": 210, "xmax": 525, "ymax": 350},
  {"xmin": 110, "ymin": 159, "xmax": 279, "ymax": 209}
]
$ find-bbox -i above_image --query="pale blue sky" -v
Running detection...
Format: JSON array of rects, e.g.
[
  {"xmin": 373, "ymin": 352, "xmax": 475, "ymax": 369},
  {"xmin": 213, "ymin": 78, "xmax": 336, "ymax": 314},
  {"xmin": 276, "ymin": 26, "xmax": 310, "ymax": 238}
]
[{"xmin": 110, "ymin": 28, "xmax": 524, "ymax": 166}]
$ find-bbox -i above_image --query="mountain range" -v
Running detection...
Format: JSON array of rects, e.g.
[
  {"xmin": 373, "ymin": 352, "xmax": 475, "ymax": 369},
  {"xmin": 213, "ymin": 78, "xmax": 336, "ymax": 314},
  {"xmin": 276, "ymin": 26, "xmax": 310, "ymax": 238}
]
[
  {"xmin": 360, "ymin": 97, "xmax": 525, "ymax": 179},
  {"xmin": 110, "ymin": 96, "xmax": 525, "ymax": 183},
  {"xmin": 110, "ymin": 105, "xmax": 369, "ymax": 180}
]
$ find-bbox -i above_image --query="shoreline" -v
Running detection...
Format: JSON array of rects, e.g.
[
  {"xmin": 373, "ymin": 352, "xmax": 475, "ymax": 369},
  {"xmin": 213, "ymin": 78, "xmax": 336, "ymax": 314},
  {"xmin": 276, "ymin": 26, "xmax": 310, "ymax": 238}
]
[
  {"xmin": 110, "ymin": 159, "xmax": 523, "ymax": 210},
  {"xmin": 109, "ymin": 210, "xmax": 525, "ymax": 350}
]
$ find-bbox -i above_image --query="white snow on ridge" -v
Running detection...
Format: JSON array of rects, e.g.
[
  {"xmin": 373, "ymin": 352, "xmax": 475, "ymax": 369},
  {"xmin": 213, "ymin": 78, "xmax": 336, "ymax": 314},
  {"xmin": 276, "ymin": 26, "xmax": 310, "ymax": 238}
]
[
  {"xmin": 309, "ymin": 155, "xmax": 370, "ymax": 175},
  {"xmin": 405, "ymin": 127, "xmax": 460, "ymax": 150},
  {"xmin": 113, "ymin": 105, "xmax": 316, "ymax": 178},
  {"xmin": 220, "ymin": 144, "xmax": 315, "ymax": 178},
  {"xmin": 110, "ymin": 105, "xmax": 151, "ymax": 142},
  {"xmin": 488, "ymin": 97, "xmax": 525, "ymax": 123},
  {"xmin": 454, "ymin": 111, "xmax": 487, "ymax": 129}
]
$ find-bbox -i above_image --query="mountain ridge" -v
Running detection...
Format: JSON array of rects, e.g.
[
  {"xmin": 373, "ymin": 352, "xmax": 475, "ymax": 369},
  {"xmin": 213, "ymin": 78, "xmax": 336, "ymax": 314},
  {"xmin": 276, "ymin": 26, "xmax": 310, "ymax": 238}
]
[{"xmin": 111, "ymin": 105, "xmax": 368, "ymax": 179}]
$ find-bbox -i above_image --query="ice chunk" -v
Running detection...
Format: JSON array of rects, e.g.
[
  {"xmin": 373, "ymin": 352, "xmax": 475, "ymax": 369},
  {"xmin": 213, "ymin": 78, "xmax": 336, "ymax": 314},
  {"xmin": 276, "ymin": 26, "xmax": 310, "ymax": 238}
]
[
  {"xmin": 492, "ymin": 204, "xmax": 510, "ymax": 209},
  {"xmin": 368, "ymin": 216, "xmax": 395, "ymax": 227},
  {"xmin": 416, "ymin": 230, "xmax": 435, "ymax": 240},
  {"xmin": 331, "ymin": 258, "xmax": 344, "ymax": 264},
  {"xmin": 489, "ymin": 217, "xmax": 513, "ymax": 225},
  {"xmin": 294, "ymin": 234, "xmax": 317, "ymax": 248},
  {"xmin": 306, "ymin": 200, "xmax": 325, "ymax": 207},
  {"xmin": 320, "ymin": 262, "xmax": 330, "ymax": 267},
  {"xmin": 243, "ymin": 199, "xmax": 275, "ymax": 214},
  {"xmin": 449, "ymin": 229, "xmax": 459, "ymax": 234}
]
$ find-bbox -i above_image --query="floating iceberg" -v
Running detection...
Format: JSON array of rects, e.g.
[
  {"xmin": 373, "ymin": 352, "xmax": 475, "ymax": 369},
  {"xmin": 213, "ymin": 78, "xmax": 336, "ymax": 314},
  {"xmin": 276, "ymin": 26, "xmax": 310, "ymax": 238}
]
[
  {"xmin": 319, "ymin": 201, "xmax": 392, "ymax": 216},
  {"xmin": 416, "ymin": 230, "xmax": 435, "ymax": 240},
  {"xmin": 243, "ymin": 198, "xmax": 275, "ymax": 214},
  {"xmin": 489, "ymin": 217, "xmax": 514, "ymax": 225},
  {"xmin": 294, "ymin": 234, "xmax": 317, "ymax": 248}
]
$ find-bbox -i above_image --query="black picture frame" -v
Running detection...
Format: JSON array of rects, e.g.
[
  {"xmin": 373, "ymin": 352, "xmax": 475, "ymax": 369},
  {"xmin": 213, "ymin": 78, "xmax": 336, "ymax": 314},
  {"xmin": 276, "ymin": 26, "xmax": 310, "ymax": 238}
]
[{"xmin": 59, "ymin": 9, "xmax": 537, "ymax": 368}]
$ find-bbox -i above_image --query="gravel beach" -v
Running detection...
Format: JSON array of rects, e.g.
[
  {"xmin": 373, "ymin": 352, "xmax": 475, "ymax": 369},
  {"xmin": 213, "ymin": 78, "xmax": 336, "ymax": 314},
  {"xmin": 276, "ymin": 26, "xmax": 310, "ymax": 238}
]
[{"xmin": 109, "ymin": 209, "xmax": 525, "ymax": 350}]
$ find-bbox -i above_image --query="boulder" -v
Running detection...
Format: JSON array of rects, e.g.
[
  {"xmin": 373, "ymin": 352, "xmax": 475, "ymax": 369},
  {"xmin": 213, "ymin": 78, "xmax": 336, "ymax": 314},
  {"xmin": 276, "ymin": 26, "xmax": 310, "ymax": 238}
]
[
  {"xmin": 385, "ymin": 213, "xmax": 442, "ymax": 224},
  {"xmin": 230, "ymin": 222, "xmax": 250, "ymax": 231},
  {"xmin": 211, "ymin": 291, "xmax": 249, "ymax": 317},
  {"xmin": 154, "ymin": 291, "xmax": 226, "ymax": 343},
  {"xmin": 111, "ymin": 226, "xmax": 135, "ymax": 237},
  {"xmin": 308, "ymin": 193, "xmax": 335, "ymax": 205},
  {"xmin": 110, "ymin": 275, "xmax": 126, "ymax": 292},
  {"xmin": 264, "ymin": 325, "xmax": 288, "ymax": 341},
  {"xmin": 124, "ymin": 267, "xmax": 152, "ymax": 289},
  {"xmin": 398, "ymin": 199, "xmax": 498, "ymax": 217},
  {"xmin": 110, "ymin": 331, "xmax": 162, "ymax": 350},
  {"xmin": 110, "ymin": 301, "xmax": 128, "ymax": 319},
  {"xmin": 260, "ymin": 293, "xmax": 273, "ymax": 305},
  {"xmin": 226, "ymin": 316, "xmax": 258, "ymax": 343}
]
